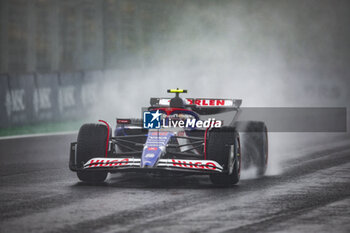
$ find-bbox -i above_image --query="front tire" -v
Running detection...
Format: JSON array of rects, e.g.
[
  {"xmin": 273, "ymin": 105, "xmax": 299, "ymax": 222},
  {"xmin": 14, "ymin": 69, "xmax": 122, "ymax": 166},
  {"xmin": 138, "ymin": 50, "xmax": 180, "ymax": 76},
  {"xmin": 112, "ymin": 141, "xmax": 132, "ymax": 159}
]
[
  {"xmin": 207, "ymin": 127, "xmax": 241, "ymax": 186},
  {"xmin": 76, "ymin": 123, "xmax": 109, "ymax": 183}
]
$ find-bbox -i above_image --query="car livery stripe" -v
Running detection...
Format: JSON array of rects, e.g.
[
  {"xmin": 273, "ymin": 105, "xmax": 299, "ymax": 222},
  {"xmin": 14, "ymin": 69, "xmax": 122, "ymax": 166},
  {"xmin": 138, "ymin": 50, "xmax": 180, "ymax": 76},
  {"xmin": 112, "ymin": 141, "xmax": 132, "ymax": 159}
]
[
  {"xmin": 83, "ymin": 158, "xmax": 223, "ymax": 172},
  {"xmin": 98, "ymin": 120, "xmax": 110, "ymax": 158},
  {"xmin": 204, "ymin": 127, "xmax": 210, "ymax": 160}
]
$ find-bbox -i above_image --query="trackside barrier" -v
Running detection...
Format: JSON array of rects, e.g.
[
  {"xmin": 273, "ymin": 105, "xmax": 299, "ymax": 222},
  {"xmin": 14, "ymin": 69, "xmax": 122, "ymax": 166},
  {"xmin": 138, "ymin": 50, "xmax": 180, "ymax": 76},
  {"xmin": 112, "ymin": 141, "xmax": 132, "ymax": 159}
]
[
  {"xmin": 0, "ymin": 70, "xmax": 347, "ymax": 133},
  {"xmin": 0, "ymin": 70, "xmax": 107, "ymax": 129},
  {"xmin": 58, "ymin": 72, "xmax": 84, "ymax": 120},
  {"xmin": 34, "ymin": 72, "xmax": 60, "ymax": 122},
  {"xmin": 81, "ymin": 70, "xmax": 103, "ymax": 114},
  {"xmin": 8, "ymin": 73, "xmax": 36, "ymax": 126},
  {"xmin": 0, "ymin": 74, "xmax": 10, "ymax": 128}
]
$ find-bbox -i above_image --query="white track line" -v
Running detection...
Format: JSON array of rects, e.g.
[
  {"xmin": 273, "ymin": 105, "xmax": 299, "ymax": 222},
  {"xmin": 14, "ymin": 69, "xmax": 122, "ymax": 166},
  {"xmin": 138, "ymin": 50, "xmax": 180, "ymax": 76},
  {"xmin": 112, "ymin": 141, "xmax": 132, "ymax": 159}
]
[{"xmin": 0, "ymin": 131, "xmax": 78, "ymax": 140}]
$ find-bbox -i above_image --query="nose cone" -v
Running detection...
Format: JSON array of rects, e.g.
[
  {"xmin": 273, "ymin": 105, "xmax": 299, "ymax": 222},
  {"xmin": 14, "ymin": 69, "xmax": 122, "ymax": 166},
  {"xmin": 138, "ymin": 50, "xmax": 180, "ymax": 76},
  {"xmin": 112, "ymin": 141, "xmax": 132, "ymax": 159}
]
[
  {"xmin": 141, "ymin": 147, "xmax": 162, "ymax": 168},
  {"xmin": 141, "ymin": 131, "xmax": 174, "ymax": 168}
]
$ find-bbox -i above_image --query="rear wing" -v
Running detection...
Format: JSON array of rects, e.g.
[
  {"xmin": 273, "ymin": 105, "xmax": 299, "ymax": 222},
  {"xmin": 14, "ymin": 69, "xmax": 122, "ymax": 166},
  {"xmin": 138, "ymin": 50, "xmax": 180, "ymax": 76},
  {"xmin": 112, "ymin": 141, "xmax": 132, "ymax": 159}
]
[
  {"xmin": 150, "ymin": 98, "xmax": 242, "ymax": 108},
  {"xmin": 150, "ymin": 98, "xmax": 242, "ymax": 115}
]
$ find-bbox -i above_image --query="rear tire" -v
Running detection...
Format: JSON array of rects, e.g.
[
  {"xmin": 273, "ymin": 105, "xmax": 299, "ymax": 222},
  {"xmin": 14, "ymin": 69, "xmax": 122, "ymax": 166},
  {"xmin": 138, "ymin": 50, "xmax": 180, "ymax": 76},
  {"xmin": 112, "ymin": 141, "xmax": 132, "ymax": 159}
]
[
  {"xmin": 234, "ymin": 121, "xmax": 268, "ymax": 176},
  {"xmin": 76, "ymin": 123, "xmax": 109, "ymax": 183},
  {"xmin": 207, "ymin": 127, "xmax": 241, "ymax": 186}
]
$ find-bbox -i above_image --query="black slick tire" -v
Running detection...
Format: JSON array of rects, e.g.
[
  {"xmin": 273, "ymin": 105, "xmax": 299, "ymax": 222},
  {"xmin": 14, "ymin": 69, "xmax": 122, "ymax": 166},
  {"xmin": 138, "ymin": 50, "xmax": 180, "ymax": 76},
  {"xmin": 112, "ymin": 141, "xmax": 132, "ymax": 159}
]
[
  {"xmin": 207, "ymin": 127, "xmax": 241, "ymax": 187},
  {"xmin": 76, "ymin": 123, "xmax": 109, "ymax": 183}
]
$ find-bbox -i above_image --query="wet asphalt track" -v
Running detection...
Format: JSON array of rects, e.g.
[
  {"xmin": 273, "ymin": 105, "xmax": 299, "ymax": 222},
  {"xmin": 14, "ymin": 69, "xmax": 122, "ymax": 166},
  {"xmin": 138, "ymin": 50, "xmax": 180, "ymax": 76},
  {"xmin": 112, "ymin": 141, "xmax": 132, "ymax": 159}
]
[{"xmin": 0, "ymin": 133, "xmax": 350, "ymax": 233}]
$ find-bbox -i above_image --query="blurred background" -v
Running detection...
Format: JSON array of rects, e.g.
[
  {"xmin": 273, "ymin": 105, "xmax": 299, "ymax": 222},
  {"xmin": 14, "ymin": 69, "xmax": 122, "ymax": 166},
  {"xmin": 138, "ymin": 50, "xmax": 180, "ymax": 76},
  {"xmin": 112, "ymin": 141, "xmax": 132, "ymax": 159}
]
[
  {"xmin": 1, "ymin": 3, "xmax": 350, "ymax": 231},
  {"xmin": 0, "ymin": 0, "xmax": 349, "ymax": 133}
]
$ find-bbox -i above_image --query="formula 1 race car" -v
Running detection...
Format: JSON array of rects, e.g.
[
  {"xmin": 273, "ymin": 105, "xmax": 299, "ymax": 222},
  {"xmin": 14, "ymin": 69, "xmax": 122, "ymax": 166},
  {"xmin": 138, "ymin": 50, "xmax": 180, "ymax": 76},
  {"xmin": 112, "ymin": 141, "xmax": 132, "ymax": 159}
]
[{"xmin": 69, "ymin": 89, "xmax": 268, "ymax": 186}]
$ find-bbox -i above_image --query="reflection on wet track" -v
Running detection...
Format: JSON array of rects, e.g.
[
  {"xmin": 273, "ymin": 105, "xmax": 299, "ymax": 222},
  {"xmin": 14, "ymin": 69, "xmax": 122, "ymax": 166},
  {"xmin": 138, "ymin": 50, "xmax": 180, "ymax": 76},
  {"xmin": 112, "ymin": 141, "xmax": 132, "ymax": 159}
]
[{"xmin": 0, "ymin": 133, "xmax": 349, "ymax": 233}]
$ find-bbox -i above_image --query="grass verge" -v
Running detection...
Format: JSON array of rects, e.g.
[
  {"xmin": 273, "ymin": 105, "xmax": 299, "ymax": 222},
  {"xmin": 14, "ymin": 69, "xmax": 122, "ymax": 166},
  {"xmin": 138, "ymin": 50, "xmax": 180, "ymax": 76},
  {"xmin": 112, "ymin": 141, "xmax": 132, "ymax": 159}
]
[{"xmin": 0, "ymin": 120, "xmax": 87, "ymax": 137}]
